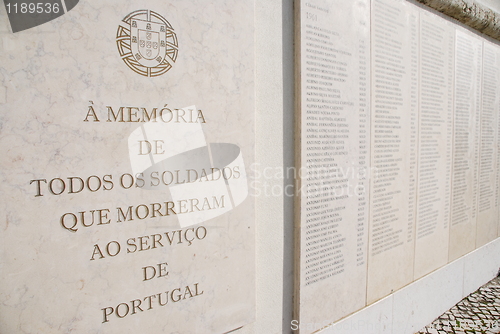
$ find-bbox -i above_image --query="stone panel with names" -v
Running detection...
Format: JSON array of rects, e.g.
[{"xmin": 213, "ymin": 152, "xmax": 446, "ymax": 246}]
[
  {"xmin": 477, "ymin": 40, "xmax": 500, "ymax": 246},
  {"xmin": 414, "ymin": 11, "xmax": 454, "ymax": 279},
  {"xmin": 367, "ymin": 0, "xmax": 418, "ymax": 304},
  {"xmin": 493, "ymin": 41, "xmax": 500, "ymax": 238},
  {"xmin": 294, "ymin": 0, "xmax": 500, "ymax": 327},
  {"xmin": 295, "ymin": 0, "xmax": 370, "ymax": 329},
  {"xmin": 449, "ymin": 30, "xmax": 483, "ymax": 260}
]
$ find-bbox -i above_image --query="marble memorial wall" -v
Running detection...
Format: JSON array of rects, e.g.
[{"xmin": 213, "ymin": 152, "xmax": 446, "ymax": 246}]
[
  {"xmin": 296, "ymin": 0, "xmax": 500, "ymax": 332},
  {"xmin": 1, "ymin": 0, "xmax": 500, "ymax": 333},
  {"xmin": 0, "ymin": 1, "xmax": 255, "ymax": 333}
]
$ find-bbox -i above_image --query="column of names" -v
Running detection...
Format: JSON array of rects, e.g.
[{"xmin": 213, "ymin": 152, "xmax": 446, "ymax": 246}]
[
  {"xmin": 414, "ymin": 13, "xmax": 454, "ymax": 278},
  {"xmin": 367, "ymin": 0, "xmax": 417, "ymax": 303},
  {"xmin": 297, "ymin": 0, "xmax": 370, "ymax": 328}
]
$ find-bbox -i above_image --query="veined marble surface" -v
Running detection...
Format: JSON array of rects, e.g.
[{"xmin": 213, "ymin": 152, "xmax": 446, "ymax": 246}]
[{"xmin": 0, "ymin": 1, "xmax": 255, "ymax": 333}]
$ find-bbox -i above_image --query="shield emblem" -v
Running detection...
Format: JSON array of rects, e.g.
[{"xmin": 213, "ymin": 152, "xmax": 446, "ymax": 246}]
[{"xmin": 130, "ymin": 18, "xmax": 167, "ymax": 67}]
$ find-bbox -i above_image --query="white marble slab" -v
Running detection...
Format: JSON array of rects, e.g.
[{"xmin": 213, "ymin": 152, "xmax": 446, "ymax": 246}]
[
  {"xmin": 320, "ymin": 295, "xmax": 393, "ymax": 334},
  {"xmin": 367, "ymin": 0, "xmax": 418, "ymax": 304},
  {"xmin": 449, "ymin": 29, "xmax": 483, "ymax": 261},
  {"xmin": 392, "ymin": 257, "xmax": 464, "ymax": 334},
  {"xmin": 476, "ymin": 40, "xmax": 500, "ymax": 246},
  {"xmin": 494, "ymin": 40, "xmax": 500, "ymax": 239},
  {"xmin": 295, "ymin": 0, "xmax": 370, "ymax": 330},
  {"xmin": 463, "ymin": 238, "xmax": 500, "ymax": 296},
  {"xmin": 0, "ymin": 1, "xmax": 255, "ymax": 333},
  {"xmin": 413, "ymin": 10, "xmax": 454, "ymax": 279}
]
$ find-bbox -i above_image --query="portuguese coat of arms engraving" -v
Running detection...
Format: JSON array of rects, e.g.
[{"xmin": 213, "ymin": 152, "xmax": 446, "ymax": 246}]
[{"xmin": 116, "ymin": 10, "xmax": 178, "ymax": 77}]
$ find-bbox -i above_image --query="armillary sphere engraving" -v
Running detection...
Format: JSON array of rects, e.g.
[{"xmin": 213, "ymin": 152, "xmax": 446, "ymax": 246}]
[{"xmin": 116, "ymin": 9, "xmax": 178, "ymax": 77}]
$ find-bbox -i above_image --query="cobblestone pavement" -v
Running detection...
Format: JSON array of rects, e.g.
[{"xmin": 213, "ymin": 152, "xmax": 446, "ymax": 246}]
[{"xmin": 416, "ymin": 276, "xmax": 500, "ymax": 334}]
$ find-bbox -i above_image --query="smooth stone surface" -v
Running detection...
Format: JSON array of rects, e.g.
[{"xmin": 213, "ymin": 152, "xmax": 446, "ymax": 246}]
[
  {"xmin": 463, "ymin": 238, "xmax": 500, "ymax": 296},
  {"xmin": 0, "ymin": 1, "xmax": 255, "ymax": 333},
  {"xmin": 449, "ymin": 29, "xmax": 483, "ymax": 261},
  {"xmin": 413, "ymin": 9, "xmax": 454, "ymax": 279},
  {"xmin": 476, "ymin": 40, "xmax": 500, "ymax": 247},
  {"xmin": 392, "ymin": 257, "xmax": 464, "ymax": 334},
  {"xmin": 367, "ymin": 0, "xmax": 417, "ymax": 304},
  {"xmin": 295, "ymin": 0, "xmax": 370, "ymax": 329},
  {"xmin": 321, "ymin": 295, "xmax": 393, "ymax": 334}
]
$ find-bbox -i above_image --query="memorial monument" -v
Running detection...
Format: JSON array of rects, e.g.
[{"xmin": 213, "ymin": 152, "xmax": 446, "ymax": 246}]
[
  {"xmin": 295, "ymin": 0, "xmax": 500, "ymax": 332},
  {"xmin": 1, "ymin": 0, "xmax": 500, "ymax": 333},
  {"xmin": 0, "ymin": 1, "xmax": 255, "ymax": 333}
]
